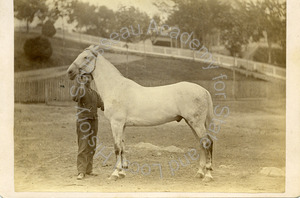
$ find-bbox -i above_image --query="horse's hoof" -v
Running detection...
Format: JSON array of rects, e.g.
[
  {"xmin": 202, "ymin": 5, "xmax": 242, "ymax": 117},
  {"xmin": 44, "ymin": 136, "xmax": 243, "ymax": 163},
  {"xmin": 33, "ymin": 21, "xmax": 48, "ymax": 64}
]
[
  {"xmin": 202, "ymin": 175, "xmax": 213, "ymax": 182},
  {"xmin": 118, "ymin": 170, "xmax": 126, "ymax": 179},
  {"xmin": 122, "ymin": 164, "xmax": 128, "ymax": 169},
  {"xmin": 194, "ymin": 172, "xmax": 205, "ymax": 178}
]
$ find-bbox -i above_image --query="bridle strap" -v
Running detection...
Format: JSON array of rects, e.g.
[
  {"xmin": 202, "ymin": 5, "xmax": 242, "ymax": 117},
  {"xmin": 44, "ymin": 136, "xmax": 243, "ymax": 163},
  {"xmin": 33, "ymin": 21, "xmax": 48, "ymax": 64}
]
[
  {"xmin": 84, "ymin": 48, "xmax": 98, "ymax": 57},
  {"xmin": 80, "ymin": 48, "xmax": 98, "ymax": 75}
]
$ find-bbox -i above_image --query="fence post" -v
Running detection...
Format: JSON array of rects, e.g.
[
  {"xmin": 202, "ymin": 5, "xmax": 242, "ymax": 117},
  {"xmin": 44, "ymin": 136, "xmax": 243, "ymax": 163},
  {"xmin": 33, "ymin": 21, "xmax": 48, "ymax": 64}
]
[
  {"xmin": 234, "ymin": 56, "xmax": 237, "ymax": 67},
  {"xmin": 232, "ymin": 67, "xmax": 236, "ymax": 100},
  {"xmin": 193, "ymin": 50, "xmax": 195, "ymax": 61},
  {"xmin": 45, "ymin": 80, "xmax": 48, "ymax": 105}
]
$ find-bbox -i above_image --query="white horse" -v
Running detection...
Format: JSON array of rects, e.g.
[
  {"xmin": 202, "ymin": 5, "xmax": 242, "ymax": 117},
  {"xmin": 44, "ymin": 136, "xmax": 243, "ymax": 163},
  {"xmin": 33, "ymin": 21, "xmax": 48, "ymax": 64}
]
[{"xmin": 67, "ymin": 45, "xmax": 215, "ymax": 181}]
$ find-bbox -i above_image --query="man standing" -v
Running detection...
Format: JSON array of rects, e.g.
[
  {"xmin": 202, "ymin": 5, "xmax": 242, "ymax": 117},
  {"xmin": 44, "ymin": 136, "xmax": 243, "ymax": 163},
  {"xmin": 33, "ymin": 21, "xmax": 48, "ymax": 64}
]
[{"xmin": 71, "ymin": 73, "xmax": 104, "ymax": 180}]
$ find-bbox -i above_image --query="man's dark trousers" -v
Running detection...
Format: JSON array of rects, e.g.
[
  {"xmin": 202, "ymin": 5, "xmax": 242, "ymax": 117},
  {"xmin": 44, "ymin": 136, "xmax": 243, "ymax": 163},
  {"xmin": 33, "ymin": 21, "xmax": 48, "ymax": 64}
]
[{"xmin": 76, "ymin": 119, "xmax": 98, "ymax": 174}]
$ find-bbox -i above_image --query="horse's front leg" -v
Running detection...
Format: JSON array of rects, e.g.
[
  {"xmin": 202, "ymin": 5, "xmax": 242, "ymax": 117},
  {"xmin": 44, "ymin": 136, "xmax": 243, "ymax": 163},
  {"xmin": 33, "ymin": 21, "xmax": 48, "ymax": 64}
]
[
  {"xmin": 117, "ymin": 135, "xmax": 128, "ymax": 179},
  {"xmin": 109, "ymin": 119, "xmax": 125, "ymax": 180}
]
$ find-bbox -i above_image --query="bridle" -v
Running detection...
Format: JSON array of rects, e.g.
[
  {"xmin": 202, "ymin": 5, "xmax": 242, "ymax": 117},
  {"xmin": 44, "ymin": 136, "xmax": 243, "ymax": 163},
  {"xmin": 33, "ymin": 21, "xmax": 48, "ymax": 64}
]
[{"xmin": 78, "ymin": 48, "xmax": 98, "ymax": 76}]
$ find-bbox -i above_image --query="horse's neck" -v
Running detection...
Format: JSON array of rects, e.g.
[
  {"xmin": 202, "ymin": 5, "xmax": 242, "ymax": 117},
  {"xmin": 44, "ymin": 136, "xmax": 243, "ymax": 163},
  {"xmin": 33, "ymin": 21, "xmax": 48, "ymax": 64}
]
[{"xmin": 92, "ymin": 56, "xmax": 125, "ymax": 99}]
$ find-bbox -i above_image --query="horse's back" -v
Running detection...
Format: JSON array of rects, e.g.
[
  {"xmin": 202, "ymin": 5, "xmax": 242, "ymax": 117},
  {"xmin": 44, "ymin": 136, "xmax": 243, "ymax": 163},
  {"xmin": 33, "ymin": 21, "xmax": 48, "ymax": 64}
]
[
  {"xmin": 128, "ymin": 81, "xmax": 209, "ymax": 115},
  {"xmin": 124, "ymin": 80, "xmax": 209, "ymax": 105},
  {"xmin": 164, "ymin": 81, "xmax": 209, "ymax": 100}
]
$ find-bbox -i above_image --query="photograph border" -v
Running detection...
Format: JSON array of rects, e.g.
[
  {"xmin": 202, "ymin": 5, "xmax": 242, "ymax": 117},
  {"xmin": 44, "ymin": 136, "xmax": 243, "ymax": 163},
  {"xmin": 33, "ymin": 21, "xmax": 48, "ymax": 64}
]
[{"xmin": 1, "ymin": 0, "xmax": 299, "ymax": 197}]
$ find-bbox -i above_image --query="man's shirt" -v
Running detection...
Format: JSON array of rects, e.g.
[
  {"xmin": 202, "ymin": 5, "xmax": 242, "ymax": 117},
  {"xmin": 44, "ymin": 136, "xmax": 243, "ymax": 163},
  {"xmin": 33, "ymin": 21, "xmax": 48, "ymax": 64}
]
[{"xmin": 72, "ymin": 85, "xmax": 104, "ymax": 119}]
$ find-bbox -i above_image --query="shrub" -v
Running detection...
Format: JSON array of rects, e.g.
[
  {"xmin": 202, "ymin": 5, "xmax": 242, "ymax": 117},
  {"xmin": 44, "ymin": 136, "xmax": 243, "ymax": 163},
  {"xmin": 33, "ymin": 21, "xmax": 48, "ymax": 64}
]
[
  {"xmin": 253, "ymin": 47, "xmax": 268, "ymax": 63},
  {"xmin": 253, "ymin": 47, "xmax": 286, "ymax": 68},
  {"xmin": 42, "ymin": 20, "xmax": 56, "ymax": 37},
  {"xmin": 23, "ymin": 36, "xmax": 53, "ymax": 60}
]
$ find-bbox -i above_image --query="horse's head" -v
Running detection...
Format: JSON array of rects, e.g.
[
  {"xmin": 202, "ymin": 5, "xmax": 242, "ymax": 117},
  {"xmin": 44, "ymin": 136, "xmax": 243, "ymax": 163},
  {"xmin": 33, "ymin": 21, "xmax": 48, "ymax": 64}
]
[{"xmin": 67, "ymin": 44, "xmax": 101, "ymax": 80}]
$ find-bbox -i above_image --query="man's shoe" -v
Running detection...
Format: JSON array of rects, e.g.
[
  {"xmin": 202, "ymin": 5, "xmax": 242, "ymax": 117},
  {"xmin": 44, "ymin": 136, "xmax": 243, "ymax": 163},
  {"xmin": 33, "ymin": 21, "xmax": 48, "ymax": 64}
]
[
  {"xmin": 77, "ymin": 173, "xmax": 85, "ymax": 180},
  {"xmin": 86, "ymin": 172, "xmax": 98, "ymax": 176}
]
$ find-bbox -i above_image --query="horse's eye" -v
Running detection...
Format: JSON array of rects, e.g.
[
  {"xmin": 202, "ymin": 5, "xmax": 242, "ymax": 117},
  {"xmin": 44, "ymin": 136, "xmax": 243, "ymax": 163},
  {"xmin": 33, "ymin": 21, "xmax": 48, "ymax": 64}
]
[{"xmin": 84, "ymin": 56, "xmax": 88, "ymax": 59}]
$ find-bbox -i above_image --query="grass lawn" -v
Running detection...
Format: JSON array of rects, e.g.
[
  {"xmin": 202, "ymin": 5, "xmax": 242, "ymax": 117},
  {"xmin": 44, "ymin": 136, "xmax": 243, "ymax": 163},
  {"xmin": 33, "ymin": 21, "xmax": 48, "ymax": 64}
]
[
  {"xmin": 14, "ymin": 31, "xmax": 262, "ymax": 83},
  {"xmin": 14, "ymin": 32, "xmax": 90, "ymax": 72},
  {"xmin": 116, "ymin": 56, "xmax": 261, "ymax": 84}
]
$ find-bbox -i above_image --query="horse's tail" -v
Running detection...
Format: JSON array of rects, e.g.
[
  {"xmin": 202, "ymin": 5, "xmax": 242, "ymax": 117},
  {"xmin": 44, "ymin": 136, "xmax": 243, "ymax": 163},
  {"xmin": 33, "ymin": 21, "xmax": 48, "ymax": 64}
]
[
  {"xmin": 205, "ymin": 90, "xmax": 214, "ymax": 131},
  {"xmin": 205, "ymin": 89, "xmax": 214, "ymax": 168}
]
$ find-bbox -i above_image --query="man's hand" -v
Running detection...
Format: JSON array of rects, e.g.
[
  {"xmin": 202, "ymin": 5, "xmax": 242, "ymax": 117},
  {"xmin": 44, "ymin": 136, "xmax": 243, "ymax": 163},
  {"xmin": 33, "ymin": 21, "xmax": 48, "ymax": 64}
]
[{"xmin": 97, "ymin": 93, "xmax": 104, "ymax": 111}]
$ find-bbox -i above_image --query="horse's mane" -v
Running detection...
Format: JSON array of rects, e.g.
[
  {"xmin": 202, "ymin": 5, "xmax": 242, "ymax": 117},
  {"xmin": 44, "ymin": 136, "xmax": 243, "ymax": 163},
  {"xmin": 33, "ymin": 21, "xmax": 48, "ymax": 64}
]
[
  {"xmin": 96, "ymin": 54, "xmax": 124, "ymax": 77},
  {"xmin": 84, "ymin": 45, "xmax": 124, "ymax": 78}
]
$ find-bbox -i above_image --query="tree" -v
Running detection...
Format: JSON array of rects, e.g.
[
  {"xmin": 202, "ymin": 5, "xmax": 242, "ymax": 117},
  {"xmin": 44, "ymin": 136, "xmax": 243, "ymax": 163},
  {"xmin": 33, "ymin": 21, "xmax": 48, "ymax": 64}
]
[
  {"xmin": 63, "ymin": 2, "xmax": 117, "ymax": 38},
  {"xmin": 42, "ymin": 20, "xmax": 56, "ymax": 37},
  {"xmin": 221, "ymin": 26, "xmax": 248, "ymax": 57},
  {"xmin": 244, "ymin": 0, "xmax": 286, "ymax": 63},
  {"xmin": 218, "ymin": 3, "xmax": 252, "ymax": 57},
  {"xmin": 86, "ymin": 6, "xmax": 116, "ymax": 38},
  {"xmin": 45, "ymin": 0, "xmax": 71, "ymax": 22},
  {"xmin": 166, "ymin": 0, "xmax": 226, "ymax": 49},
  {"xmin": 152, "ymin": 0, "xmax": 175, "ymax": 22},
  {"xmin": 115, "ymin": 6, "xmax": 151, "ymax": 73},
  {"xmin": 66, "ymin": 0, "xmax": 97, "ymax": 32},
  {"xmin": 14, "ymin": 0, "xmax": 48, "ymax": 32},
  {"xmin": 115, "ymin": 6, "xmax": 150, "ymax": 42}
]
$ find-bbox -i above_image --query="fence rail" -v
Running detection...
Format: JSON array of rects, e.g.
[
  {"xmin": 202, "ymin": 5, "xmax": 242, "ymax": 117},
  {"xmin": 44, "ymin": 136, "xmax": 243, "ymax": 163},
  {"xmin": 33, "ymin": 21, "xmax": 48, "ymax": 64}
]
[
  {"xmin": 52, "ymin": 30, "xmax": 286, "ymax": 80},
  {"xmin": 14, "ymin": 75, "xmax": 97, "ymax": 104},
  {"xmin": 15, "ymin": 76, "xmax": 285, "ymax": 103}
]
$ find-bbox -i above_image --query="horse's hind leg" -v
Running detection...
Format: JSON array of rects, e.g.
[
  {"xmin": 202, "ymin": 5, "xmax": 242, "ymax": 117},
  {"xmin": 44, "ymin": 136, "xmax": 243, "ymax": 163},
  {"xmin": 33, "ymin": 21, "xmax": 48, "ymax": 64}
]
[
  {"xmin": 185, "ymin": 119, "xmax": 213, "ymax": 181},
  {"xmin": 203, "ymin": 136, "xmax": 213, "ymax": 182},
  {"xmin": 120, "ymin": 126, "xmax": 128, "ymax": 169}
]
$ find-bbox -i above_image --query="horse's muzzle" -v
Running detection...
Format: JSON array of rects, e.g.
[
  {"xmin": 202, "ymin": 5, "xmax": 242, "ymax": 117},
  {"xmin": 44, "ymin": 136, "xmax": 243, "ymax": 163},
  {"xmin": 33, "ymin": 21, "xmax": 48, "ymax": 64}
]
[{"xmin": 67, "ymin": 69, "xmax": 76, "ymax": 80}]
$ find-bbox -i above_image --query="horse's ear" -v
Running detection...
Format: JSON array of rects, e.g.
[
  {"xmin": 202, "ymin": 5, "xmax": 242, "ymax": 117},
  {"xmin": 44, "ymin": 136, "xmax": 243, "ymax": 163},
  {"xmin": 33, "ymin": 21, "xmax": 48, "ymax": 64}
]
[
  {"xmin": 93, "ymin": 45, "xmax": 103, "ymax": 54},
  {"xmin": 93, "ymin": 45, "xmax": 100, "ymax": 50}
]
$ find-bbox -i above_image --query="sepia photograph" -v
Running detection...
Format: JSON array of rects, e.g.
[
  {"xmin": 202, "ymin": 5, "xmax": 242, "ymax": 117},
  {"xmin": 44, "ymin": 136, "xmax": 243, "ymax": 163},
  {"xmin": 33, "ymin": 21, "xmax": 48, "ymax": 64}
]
[{"xmin": 1, "ymin": 0, "xmax": 300, "ymax": 197}]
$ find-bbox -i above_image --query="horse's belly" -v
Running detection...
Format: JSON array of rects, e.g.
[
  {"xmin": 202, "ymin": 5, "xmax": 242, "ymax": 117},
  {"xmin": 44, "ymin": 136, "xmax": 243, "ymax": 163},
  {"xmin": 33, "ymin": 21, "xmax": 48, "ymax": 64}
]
[
  {"xmin": 125, "ymin": 115, "xmax": 179, "ymax": 126},
  {"xmin": 125, "ymin": 106, "xmax": 180, "ymax": 126}
]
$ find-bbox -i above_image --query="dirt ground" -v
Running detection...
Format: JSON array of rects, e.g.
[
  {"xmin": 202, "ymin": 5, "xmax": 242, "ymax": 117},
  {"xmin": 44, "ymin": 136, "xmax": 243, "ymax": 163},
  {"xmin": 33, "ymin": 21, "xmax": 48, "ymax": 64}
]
[{"xmin": 14, "ymin": 99, "xmax": 285, "ymax": 192}]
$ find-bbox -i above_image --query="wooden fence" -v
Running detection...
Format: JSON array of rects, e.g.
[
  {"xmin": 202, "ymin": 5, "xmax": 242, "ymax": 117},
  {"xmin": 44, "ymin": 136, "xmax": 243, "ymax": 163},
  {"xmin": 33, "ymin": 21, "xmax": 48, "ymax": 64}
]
[
  {"xmin": 51, "ymin": 30, "xmax": 286, "ymax": 80},
  {"xmin": 14, "ymin": 76, "xmax": 285, "ymax": 104},
  {"xmin": 15, "ymin": 75, "xmax": 96, "ymax": 103}
]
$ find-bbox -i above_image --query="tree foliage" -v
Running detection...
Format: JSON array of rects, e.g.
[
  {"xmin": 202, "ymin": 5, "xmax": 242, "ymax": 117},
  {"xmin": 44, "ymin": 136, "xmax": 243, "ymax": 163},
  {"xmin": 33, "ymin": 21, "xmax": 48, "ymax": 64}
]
[
  {"xmin": 14, "ymin": 0, "xmax": 286, "ymax": 64},
  {"xmin": 115, "ymin": 6, "xmax": 151, "ymax": 43},
  {"xmin": 66, "ymin": 0, "xmax": 97, "ymax": 31},
  {"xmin": 46, "ymin": 0, "xmax": 72, "ymax": 23},
  {"xmin": 166, "ymin": 0, "xmax": 226, "ymax": 48},
  {"xmin": 218, "ymin": 3, "xmax": 252, "ymax": 57},
  {"xmin": 165, "ymin": 0, "xmax": 286, "ymax": 60},
  {"xmin": 42, "ymin": 20, "xmax": 56, "ymax": 37},
  {"xmin": 14, "ymin": 0, "xmax": 48, "ymax": 32},
  {"xmin": 244, "ymin": 0, "xmax": 286, "ymax": 63},
  {"xmin": 86, "ymin": 6, "xmax": 116, "ymax": 38}
]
